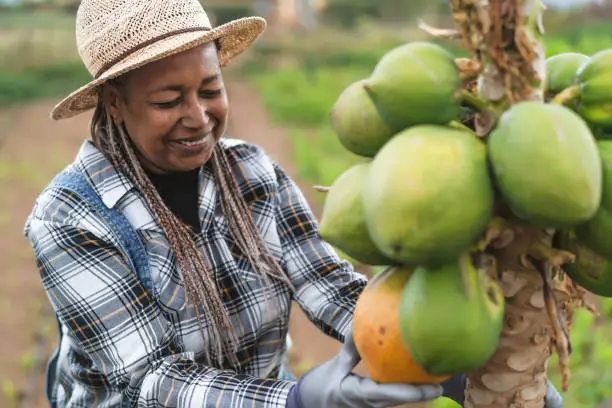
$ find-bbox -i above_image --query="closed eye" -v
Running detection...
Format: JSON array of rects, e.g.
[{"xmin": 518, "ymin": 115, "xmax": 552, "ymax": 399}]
[
  {"xmin": 151, "ymin": 89, "xmax": 222, "ymax": 109},
  {"xmin": 153, "ymin": 99, "xmax": 181, "ymax": 109},
  {"xmin": 200, "ymin": 89, "xmax": 223, "ymax": 98}
]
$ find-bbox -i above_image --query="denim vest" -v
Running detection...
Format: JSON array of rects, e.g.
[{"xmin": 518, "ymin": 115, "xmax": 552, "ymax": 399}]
[{"xmin": 45, "ymin": 170, "xmax": 154, "ymax": 407}]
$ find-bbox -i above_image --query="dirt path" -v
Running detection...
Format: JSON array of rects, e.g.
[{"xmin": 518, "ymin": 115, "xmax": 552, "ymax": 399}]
[
  {"xmin": 0, "ymin": 101, "xmax": 94, "ymax": 408},
  {"xmin": 0, "ymin": 77, "xmax": 355, "ymax": 407}
]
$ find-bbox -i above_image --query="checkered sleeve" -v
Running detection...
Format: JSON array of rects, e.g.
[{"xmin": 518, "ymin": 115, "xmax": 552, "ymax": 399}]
[
  {"xmin": 273, "ymin": 162, "xmax": 368, "ymax": 342},
  {"xmin": 25, "ymin": 194, "xmax": 294, "ymax": 407}
]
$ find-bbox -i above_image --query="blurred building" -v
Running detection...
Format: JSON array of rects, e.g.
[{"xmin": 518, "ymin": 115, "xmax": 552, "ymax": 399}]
[
  {"xmin": 203, "ymin": 0, "xmax": 326, "ymax": 30},
  {"xmin": 271, "ymin": 0, "xmax": 326, "ymax": 29}
]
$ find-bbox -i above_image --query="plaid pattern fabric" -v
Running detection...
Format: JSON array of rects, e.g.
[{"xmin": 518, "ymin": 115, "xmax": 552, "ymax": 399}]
[{"xmin": 24, "ymin": 138, "xmax": 367, "ymax": 407}]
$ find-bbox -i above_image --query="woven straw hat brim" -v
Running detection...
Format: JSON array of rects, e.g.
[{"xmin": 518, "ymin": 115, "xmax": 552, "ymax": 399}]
[{"xmin": 51, "ymin": 17, "xmax": 265, "ymax": 120}]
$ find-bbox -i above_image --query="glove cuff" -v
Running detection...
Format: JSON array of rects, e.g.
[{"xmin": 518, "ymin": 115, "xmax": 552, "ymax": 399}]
[
  {"xmin": 285, "ymin": 380, "xmax": 305, "ymax": 408},
  {"xmin": 442, "ymin": 374, "xmax": 467, "ymax": 405}
]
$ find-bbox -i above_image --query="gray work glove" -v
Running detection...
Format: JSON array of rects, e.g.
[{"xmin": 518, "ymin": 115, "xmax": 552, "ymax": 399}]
[
  {"xmin": 544, "ymin": 379, "xmax": 563, "ymax": 408},
  {"xmin": 286, "ymin": 328, "xmax": 443, "ymax": 408},
  {"xmin": 442, "ymin": 374, "xmax": 563, "ymax": 407}
]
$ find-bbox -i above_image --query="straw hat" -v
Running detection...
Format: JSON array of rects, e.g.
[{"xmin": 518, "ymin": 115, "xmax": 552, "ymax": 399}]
[{"xmin": 51, "ymin": 0, "xmax": 267, "ymax": 120}]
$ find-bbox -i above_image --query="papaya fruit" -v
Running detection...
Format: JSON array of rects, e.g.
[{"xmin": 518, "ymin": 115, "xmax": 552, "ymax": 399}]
[
  {"xmin": 399, "ymin": 252, "xmax": 505, "ymax": 376},
  {"xmin": 554, "ymin": 229, "xmax": 612, "ymax": 298},
  {"xmin": 488, "ymin": 101, "xmax": 602, "ymax": 228},
  {"xmin": 545, "ymin": 52, "xmax": 589, "ymax": 96},
  {"xmin": 352, "ymin": 265, "xmax": 450, "ymax": 384},
  {"xmin": 330, "ymin": 79, "xmax": 397, "ymax": 157},
  {"xmin": 575, "ymin": 48, "xmax": 612, "ymax": 129},
  {"xmin": 575, "ymin": 140, "xmax": 612, "ymax": 259},
  {"xmin": 363, "ymin": 41, "xmax": 462, "ymax": 131},
  {"xmin": 362, "ymin": 124, "xmax": 494, "ymax": 266},
  {"xmin": 318, "ymin": 162, "xmax": 394, "ymax": 266}
]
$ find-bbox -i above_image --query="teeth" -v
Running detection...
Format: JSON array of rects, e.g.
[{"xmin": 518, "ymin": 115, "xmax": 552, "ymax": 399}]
[{"xmin": 178, "ymin": 138, "xmax": 205, "ymax": 146}]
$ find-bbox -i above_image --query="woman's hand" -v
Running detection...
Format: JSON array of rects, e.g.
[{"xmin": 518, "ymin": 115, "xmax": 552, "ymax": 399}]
[
  {"xmin": 286, "ymin": 328, "xmax": 443, "ymax": 408},
  {"xmin": 544, "ymin": 380, "xmax": 563, "ymax": 408},
  {"xmin": 286, "ymin": 327, "xmax": 563, "ymax": 408}
]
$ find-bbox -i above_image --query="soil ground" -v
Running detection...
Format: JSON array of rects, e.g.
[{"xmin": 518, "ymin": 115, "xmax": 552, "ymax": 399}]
[{"xmin": 0, "ymin": 77, "xmax": 412, "ymax": 407}]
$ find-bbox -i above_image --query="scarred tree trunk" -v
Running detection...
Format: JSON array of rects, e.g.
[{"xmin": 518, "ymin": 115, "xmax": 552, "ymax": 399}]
[
  {"xmin": 443, "ymin": 0, "xmax": 584, "ymax": 406},
  {"xmin": 466, "ymin": 222, "xmax": 557, "ymax": 407},
  {"xmin": 462, "ymin": 0, "xmax": 554, "ymax": 403}
]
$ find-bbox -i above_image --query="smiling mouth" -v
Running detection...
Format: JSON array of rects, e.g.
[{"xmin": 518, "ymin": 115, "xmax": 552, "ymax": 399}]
[{"xmin": 174, "ymin": 133, "xmax": 212, "ymax": 147}]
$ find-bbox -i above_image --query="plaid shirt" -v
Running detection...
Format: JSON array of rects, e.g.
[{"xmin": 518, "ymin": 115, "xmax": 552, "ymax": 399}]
[{"xmin": 24, "ymin": 138, "xmax": 367, "ymax": 408}]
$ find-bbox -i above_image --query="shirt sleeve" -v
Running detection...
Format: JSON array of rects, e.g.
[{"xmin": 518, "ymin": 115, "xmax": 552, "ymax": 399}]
[
  {"xmin": 273, "ymin": 162, "xmax": 368, "ymax": 342},
  {"xmin": 25, "ymin": 216, "xmax": 294, "ymax": 408}
]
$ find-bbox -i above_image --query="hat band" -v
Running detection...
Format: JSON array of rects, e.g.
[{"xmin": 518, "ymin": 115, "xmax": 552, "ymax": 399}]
[{"xmin": 93, "ymin": 26, "xmax": 212, "ymax": 79}]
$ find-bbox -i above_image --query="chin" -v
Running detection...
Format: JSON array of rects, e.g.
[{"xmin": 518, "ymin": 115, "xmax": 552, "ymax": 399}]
[
  {"xmin": 173, "ymin": 158, "xmax": 207, "ymax": 173},
  {"xmin": 181, "ymin": 150, "xmax": 215, "ymax": 171}
]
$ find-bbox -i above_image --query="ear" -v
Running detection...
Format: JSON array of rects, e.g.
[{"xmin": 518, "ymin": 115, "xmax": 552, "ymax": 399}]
[{"xmin": 100, "ymin": 83, "xmax": 125, "ymax": 126}]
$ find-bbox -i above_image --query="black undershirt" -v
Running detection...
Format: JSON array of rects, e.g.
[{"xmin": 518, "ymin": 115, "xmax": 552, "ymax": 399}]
[{"xmin": 145, "ymin": 168, "xmax": 202, "ymax": 234}]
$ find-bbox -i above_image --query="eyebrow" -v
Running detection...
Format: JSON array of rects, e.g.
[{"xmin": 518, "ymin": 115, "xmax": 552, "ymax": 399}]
[{"xmin": 149, "ymin": 74, "xmax": 220, "ymax": 93}]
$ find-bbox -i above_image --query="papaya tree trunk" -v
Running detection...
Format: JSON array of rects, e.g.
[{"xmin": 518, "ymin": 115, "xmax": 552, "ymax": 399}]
[
  {"xmin": 465, "ymin": 223, "xmax": 557, "ymax": 407},
  {"xmin": 446, "ymin": 1, "xmax": 577, "ymax": 406}
]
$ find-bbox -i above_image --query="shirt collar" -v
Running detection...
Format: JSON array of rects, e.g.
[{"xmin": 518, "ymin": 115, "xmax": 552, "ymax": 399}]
[
  {"xmin": 74, "ymin": 140, "xmax": 136, "ymax": 208},
  {"xmin": 73, "ymin": 140, "xmax": 219, "ymax": 233}
]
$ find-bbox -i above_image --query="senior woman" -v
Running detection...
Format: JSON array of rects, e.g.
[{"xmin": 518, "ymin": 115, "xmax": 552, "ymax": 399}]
[{"xmin": 24, "ymin": 0, "xmax": 562, "ymax": 407}]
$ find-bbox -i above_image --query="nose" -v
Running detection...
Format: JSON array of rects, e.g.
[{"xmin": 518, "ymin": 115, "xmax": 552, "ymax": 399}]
[{"xmin": 181, "ymin": 95, "xmax": 209, "ymax": 129}]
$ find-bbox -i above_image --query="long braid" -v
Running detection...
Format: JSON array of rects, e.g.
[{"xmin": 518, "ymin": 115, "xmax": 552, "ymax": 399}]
[
  {"xmin": 211, "ymin": 144, "xmax": 295, "ymax": 321},
  {"xmin": 91, "ymin": 98, "xmax": 293, "ymax": 368},
  {"xmin": 211, "ymin": 146, "xmax": 295, "ymax": 288},
  {"xmin": 115, "ymin": 120, "xmax": 237, "ymax": 365}
]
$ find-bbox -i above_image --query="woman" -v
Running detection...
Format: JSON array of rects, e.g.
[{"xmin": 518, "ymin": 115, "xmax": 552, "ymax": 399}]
[{"xmin": 24, "ymin": 0, "xmax": 562, "ymax": 407}]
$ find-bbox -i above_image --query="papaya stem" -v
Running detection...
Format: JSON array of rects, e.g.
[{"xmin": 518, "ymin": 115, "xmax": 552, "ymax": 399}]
[
  {"xmin": 551, "ymin": 84, "xmax": 581, "ymax": 105},
  {"xmin": 456, "ymin": 57, "xmax": 481, "ymax": 83},
  {"xmin": 448, "ymin": 120, "xmax": 472, "ymax": 132},
  {"xmin": 527, "ymin": 255, "xmax": 572, "ymax": 392},
  {"xmin": 459, "ymin": 253, "xmax": 475, "ymax": 299},
  {"xmin": 417, "ymin": 20, "xmax": 462, "ymax": 40},
  {"xmin": 527, "ymin": 241, "xmax": 576, "ymax": 267},
  {"xmin": 561, "ymin": 275, "xmax": 600, "ymax": 317},
  {"xmin": 474, "ymin": 217, "xmax": 515, "ymax": 252},
  {"xmin": 525, "ymin": 0, "xmax": 546, "ymax": 36},
  {"xmin": 459, "ymin": 89, "xmax": 490, "ymax": 114},
  {"xmin": 312, "ymin": 185, "xmax": 330, "ymax": 193}
]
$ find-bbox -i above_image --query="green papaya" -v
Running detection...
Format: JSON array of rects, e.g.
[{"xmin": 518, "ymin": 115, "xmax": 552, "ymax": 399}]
[
  {"xmin": 318, "ymin": 162, "xmax": 394, "ymax": 266},
  {"xmin": 575, "ymin": 140, "xmax": 612, "ymax": 258},
  {"xmin": 545, "ymin": 52, "xmax": 589, "ymax": 102},
  {"xmin": 362, "ymin": 125, "xmax": 494, "ymax": 266},
  {"xmin": 488, "ymin": 101, "xmax": 602, "ymax": 228},
  {"xmin": 575, "ymin": 48, "xmax": 612, "ymax": 129},
  {"xmin": 399, "ymin": 252, "xmax": 505, "ymax": 376},
  {"xmin": 554, "ymin": 229, "xmax": 612, "ymax": 298},
  {"xmin": 363, "ymin": 41, "xmax": 462, "ymax": 131},
  {"xmin": 330, "ymin": 79, "xmax": 397, "ymax": 158}
]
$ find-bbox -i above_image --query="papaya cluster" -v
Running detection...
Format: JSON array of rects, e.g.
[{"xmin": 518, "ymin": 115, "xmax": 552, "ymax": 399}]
[
  {"xmin": 317, "ymin": 42, "xmax": 612, "ymax": 384},
  {"xmin": 545, "ymin": 50, "xmax": 612, "ymax": 299}
]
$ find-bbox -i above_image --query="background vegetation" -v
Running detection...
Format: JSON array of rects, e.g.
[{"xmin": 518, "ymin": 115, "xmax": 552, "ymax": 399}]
[
  {"xmin": 1, "ymin": 0, "xmax": 611, "ymax": 407},
  {"xmin": 236, "ymin": 6, "xmax": 612, "ymax": 407}
]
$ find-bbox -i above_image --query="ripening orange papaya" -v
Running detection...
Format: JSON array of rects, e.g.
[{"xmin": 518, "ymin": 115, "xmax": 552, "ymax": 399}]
[{"xmin": 352, "ymin": 265, "xmax": 450, "ymax": 384}]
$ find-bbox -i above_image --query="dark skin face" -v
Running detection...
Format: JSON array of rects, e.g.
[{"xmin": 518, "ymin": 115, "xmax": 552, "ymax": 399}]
[{"xmin": 102, "ymin": 42, "xmax": 229, "ymax": 174}]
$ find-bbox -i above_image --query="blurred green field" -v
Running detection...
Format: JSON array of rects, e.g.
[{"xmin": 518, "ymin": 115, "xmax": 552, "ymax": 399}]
[
  {"xmin": 0, "ymin": 8, "xmax": 78, "ymax": 67},
  {"xmin": 0, "ymin": 8, "xmax": 86, "ymax": 106}
]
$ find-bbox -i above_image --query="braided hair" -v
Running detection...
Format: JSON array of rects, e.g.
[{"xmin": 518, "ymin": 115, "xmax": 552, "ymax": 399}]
[{"xmin": 89, "ymin": 75, "xmax": 294, "ymax": 368}]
